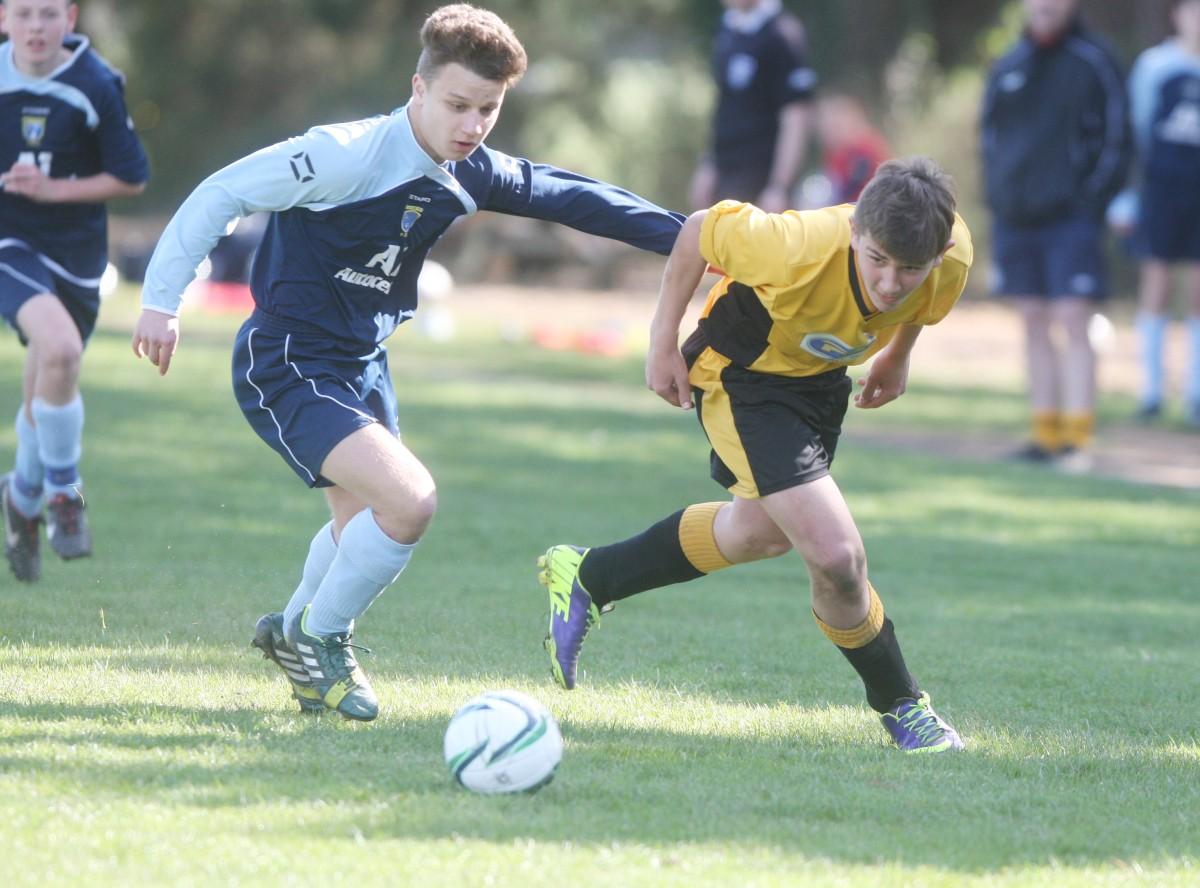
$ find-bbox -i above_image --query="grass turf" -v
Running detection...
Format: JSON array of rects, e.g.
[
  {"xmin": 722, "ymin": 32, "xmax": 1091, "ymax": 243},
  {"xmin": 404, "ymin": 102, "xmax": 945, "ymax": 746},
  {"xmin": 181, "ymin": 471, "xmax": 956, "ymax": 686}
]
[{"xmin": 0, "ymin": 290, "xmax": 1197, "ymax": 886}]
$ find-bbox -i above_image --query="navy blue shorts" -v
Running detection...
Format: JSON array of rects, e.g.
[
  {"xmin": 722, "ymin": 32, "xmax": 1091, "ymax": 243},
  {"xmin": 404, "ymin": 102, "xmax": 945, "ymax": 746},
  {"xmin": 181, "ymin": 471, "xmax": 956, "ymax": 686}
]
[
  {"xmin": 1135, "ymin": 174, "xmax": 1200, "ymax": 262},
  {"xmin": 990, "ymin": 214, "xmax": 1109, "ymax": 300},
  {"xmin": 0, "ymin": 240, "xmax": 101, "ymax": 344},
  {"xmin": 232, "ymin": 317, "xmax": 400, "ymax": 488}
]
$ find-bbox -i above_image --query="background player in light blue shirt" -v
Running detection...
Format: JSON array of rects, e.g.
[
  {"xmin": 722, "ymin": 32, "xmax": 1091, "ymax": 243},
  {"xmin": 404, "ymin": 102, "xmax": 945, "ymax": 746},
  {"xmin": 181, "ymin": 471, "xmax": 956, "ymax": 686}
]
[
  {"xmin": 1125, "ymin": 0, "xmax": 1200, "ymax": 426},
  {"xmin": 0, "ymin": 0, "xmax": 148, "ymax": 582},
  {"xmin": 132, "ymin": 4, "xmax": 684, "ymax": 721}
]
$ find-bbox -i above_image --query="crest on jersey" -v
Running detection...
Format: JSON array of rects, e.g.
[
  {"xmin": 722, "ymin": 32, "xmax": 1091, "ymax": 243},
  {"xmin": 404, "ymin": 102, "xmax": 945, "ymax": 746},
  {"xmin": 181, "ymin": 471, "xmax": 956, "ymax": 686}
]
[
  {"xmin": 401, "ymin": 204, "xmax": 424, "ymax": 235},
  {"xmin": 799, "ymin": 332, "xmax": 875, "ymax": 362},
  {"xmin": 21, "ymin": 114, "xmax": 47, "ymax": 148}
]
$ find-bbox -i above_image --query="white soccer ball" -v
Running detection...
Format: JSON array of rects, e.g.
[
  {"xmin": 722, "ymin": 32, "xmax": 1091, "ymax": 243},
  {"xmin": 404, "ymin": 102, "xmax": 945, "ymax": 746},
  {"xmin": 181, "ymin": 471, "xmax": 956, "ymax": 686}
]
[{"xmin": 444, "ymin": 690, "xmax": 563, "ymax": 794}]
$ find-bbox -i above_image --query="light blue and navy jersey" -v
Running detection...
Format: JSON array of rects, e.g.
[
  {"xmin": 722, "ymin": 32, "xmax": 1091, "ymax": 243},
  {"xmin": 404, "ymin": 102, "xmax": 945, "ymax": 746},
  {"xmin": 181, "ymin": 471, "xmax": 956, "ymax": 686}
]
[
  {"xmin": 143, "ymin": 104, "xmax": 685, "ymax": 354},
  {"xmin": 0, "ymin": 34, "xmax": 148, "ymax": 281},
  {"xmin": 1129, "ymin": 38, "xmax": 1200, "ymax": 181}
]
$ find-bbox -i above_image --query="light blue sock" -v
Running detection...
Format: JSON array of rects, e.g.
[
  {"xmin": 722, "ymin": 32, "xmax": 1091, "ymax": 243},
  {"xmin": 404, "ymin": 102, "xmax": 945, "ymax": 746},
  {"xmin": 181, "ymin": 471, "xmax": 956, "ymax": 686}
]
[
  {"xmin": 1187, "ymin": 316, "xmax": 1200, "ymax": 406},
  {"xmin": 283, "ymin": 521, "xmax": 338, "ymax": 630},
  {"xmin": 1136, "ymin": 312, "xmax": 1168, "ymax": 407},
  {"xmin": 31, "ymin": 396, "xmax": 83, "ymax": 499},
  {"xmin": 10, "ymin": 406, "xmax": 44, "ymax": 518},
  {"xmin": 305, "ymin": 509, "xmax": 415, "ymax": 637}
]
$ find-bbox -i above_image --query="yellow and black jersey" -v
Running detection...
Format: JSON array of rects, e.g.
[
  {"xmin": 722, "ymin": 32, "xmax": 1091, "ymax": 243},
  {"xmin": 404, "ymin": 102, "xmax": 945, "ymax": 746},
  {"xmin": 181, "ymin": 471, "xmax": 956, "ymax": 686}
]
[{"xmin": 684, "ymin": 201, "xmax": 973, "ymax": 381}]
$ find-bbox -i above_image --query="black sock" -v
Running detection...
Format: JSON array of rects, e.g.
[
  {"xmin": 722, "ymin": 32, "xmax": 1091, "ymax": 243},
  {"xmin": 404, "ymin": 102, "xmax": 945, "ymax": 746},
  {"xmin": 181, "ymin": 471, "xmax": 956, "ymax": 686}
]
[
  {"xmin": 577, "ymin": 509, "xmax": 704, "ymax": 608},
  {"xmin": 836, "ymin": 617, "xmax": 921, "ymax": 713}
]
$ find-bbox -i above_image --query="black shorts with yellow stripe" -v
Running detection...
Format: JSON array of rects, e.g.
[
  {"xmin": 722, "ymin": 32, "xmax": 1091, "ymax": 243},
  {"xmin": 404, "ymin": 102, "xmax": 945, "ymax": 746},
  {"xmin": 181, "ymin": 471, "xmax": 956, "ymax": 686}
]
[{"xmin": 686, "ymin": 347, "xmax": 851, "ymax": 499}]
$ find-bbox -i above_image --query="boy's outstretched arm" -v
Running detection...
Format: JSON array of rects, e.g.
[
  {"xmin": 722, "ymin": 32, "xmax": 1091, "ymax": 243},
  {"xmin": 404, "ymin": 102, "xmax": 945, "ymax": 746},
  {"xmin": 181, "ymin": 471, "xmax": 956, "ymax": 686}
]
[{"xmin": 647, "ymin": 210, "xmax": 709, "ymax": 410}]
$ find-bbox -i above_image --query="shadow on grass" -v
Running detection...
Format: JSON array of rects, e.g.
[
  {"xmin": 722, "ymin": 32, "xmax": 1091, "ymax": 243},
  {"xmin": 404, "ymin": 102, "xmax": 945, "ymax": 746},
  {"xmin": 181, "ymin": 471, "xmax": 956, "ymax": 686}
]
[{"xmin": 0, "ymin": 695, "xmax": 1196, "ymax": 871}]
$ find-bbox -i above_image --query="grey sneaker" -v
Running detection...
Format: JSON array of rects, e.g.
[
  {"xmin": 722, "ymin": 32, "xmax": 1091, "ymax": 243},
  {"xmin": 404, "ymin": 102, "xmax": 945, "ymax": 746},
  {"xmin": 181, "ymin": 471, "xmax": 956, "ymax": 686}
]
[
  {"xmin": 251, "ymin": 612, "xmax": 325, "ymax": 714},
  {"xmin": 46, "ymin": 491, "xmax": 91, "ymax": 560},
  {"xmin": 284, "ymin": 605, "xmax": 379, "ymax": 721},
  {"xmin": 1, "ymin": 474, "xmax": 41, "ymax": 582}
]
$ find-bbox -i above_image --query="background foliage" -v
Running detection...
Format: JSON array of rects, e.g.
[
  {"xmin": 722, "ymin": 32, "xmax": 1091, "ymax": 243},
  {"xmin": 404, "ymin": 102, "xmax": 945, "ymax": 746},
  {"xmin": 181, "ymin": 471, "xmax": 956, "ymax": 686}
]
[{"xmin": 77, "ymin": 0, "xmax": 1179, "ymax": 216}]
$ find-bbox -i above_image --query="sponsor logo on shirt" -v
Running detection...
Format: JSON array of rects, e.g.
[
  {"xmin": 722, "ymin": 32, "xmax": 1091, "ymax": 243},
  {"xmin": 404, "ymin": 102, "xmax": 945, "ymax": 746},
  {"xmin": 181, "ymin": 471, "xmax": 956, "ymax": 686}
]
[
  {"xmin": 798, "ymin": 332, "xmax": 875, "ymax": 362},
  {"xmin": 333, "ymin": 268, "xmax": 392, "ymax": 293}
]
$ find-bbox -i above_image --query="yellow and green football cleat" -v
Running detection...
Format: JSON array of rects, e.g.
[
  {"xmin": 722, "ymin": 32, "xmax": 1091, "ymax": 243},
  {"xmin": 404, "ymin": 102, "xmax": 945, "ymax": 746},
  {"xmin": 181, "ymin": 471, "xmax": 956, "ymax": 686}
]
[
  {"xmin": 284, "ymin": 605, "xmax": 379, "ymax": 721},
  {"xmin": 538, "ymin": 544, "xmax": 603, "ymax": 690},
  {"xmin": 252, "ymin": 612, "xmax": 325, "ymax": 714}
]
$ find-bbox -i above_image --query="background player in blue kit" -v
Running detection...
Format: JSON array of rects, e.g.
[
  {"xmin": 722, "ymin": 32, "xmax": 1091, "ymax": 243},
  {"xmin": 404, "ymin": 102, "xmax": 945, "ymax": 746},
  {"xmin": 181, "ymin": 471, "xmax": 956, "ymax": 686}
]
[
  {"xmin": 1126, "ymin": 0, "xmax": 1200, "ymax": 427},
  {"xmin": 689, "ymin": 0, "xmax": 816, "ymax": 213},
  {"xmin": 0, "ymin": 0, "xmax": 148, "ymax": 582},
  {"xmin": 132, "ymin": 4, "xmax": 684, "ymax": 721}
]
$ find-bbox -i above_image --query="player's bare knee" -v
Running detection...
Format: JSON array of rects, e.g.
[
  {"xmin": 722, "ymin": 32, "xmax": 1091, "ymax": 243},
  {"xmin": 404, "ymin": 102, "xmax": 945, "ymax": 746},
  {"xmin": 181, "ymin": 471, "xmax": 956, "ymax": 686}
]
[
  {"xmin": 375, "ymin": 486, "xmax": 438, "ymax": 542},
  {"xmin": 805, "ymin": 542, "xmax": 866, "ymax": 594},
  {"xmin": 35, "ymin": 338, "xmax": 83, "ymax": 383}
]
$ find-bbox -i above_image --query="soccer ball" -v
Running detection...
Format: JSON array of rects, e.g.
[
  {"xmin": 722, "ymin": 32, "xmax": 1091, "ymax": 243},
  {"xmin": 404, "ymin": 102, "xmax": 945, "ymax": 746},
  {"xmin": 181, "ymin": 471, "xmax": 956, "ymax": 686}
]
[{"xmin": 444, "ymin": 690, "xmax": 563, "ymax": 794}]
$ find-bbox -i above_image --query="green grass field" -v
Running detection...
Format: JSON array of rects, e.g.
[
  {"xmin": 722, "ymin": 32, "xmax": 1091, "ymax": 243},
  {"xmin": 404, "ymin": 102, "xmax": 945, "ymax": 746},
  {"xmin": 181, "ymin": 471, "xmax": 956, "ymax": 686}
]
[{"xmin": 1, "ymin": 290, "xmax": 1197, "ymax": 887}]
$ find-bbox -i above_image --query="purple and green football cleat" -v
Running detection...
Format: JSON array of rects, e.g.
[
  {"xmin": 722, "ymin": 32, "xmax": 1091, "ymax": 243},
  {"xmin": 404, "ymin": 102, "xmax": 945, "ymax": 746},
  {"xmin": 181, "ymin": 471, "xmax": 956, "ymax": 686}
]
[
  {"xmin": 538, "ymin": 544, "xmax": 603, "ymax": 690},
  {"xmin": 881, "ymin": 692, "xmax": 963, "ymax": 753}
]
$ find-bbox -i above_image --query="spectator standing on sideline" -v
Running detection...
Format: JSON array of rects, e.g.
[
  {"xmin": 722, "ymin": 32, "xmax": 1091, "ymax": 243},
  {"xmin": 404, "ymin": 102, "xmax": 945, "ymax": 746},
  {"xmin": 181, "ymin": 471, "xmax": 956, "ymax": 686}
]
[
  {"xmin": 689, "ymin": 0, "xmax": 816, "ymax": 213},
  {"xmin": 981, "ymin": 0, "xmax": 1130, "ymax": 468},
  {"xmin": 1126, "ymin": 0, "xmax": 1200, "ymax": 427},
  {"xmin": 0, "ymin": 0, "xmax": 149, "ymax": 582}
]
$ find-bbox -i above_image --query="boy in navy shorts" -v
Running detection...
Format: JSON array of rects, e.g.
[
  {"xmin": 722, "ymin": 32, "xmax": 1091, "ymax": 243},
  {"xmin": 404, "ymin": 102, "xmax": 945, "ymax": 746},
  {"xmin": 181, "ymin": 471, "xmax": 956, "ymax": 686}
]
[
  {"xmin": 0, "ymin": 0, "xmax": 148, "ymax": 582},
  {"xmin": 133, "ymin": 4, "xmax": 684, "ymax": 721},
  {"xmin": 980, "ymin": 0, "xmax": 1130, "ymax": 467}
]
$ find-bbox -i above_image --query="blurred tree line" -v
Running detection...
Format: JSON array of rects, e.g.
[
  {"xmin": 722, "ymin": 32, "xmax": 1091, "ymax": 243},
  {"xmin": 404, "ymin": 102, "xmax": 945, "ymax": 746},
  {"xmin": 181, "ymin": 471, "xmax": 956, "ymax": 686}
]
[{"xmin": 77, "ymin": 0, "xmax": 1176, "ymax": 217}]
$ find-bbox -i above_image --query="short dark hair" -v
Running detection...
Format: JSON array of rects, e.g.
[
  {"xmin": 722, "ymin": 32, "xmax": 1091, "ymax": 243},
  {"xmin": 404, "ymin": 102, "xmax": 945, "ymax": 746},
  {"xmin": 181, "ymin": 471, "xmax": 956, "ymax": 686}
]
[
  {"xmin": 416, "ymin": 4, "xmax": 527, "ymax": 87},
  {"xmin": 853, "ymin": 157, "xmax": 956, "ymax": 266}
]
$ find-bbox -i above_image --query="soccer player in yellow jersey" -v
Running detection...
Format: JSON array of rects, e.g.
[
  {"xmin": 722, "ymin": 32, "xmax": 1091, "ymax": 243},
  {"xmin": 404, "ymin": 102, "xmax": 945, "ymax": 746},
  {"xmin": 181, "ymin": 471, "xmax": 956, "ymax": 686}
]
[{"xmin": 539, "ymin": 157, "xmax": 971, "ymax": 752}]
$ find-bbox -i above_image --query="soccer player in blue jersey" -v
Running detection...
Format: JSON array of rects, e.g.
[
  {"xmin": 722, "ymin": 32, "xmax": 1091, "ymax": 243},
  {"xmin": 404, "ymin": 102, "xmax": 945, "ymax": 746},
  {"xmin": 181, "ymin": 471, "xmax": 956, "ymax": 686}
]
[
  {"xmin": 0, "ymin": 0, "xmax": 148, "ymax": 582},
  {"xmin": 1124, "ymin": 0, "xmax": 1200, "ymax": 426},
  {"xmin": 132, "ymin": 4, "xmax": 684, "ymax": 721}
]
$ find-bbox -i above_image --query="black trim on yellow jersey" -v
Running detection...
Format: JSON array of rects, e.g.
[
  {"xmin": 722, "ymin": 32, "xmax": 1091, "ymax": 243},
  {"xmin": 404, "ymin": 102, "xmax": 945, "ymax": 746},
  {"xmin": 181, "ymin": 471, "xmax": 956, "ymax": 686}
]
[
  {"xmin": 847, "ymin": 248, "xmax": 877, "ymax": 320},
  {"xmin": 695, "ymin": 281, "xmax": 774, "ymax": 368}
]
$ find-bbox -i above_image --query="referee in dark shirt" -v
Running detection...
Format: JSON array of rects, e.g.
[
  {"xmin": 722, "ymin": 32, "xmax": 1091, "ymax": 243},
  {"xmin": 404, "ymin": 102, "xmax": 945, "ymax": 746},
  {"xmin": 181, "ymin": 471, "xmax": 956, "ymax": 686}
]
[{"xmin": 690, "ymin": 0, "xmax": 817, "ymax": 213}]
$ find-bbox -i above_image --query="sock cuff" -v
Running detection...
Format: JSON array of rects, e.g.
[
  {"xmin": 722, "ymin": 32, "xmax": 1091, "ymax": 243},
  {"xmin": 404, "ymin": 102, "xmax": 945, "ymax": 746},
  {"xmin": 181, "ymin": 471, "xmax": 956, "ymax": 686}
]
[
  {"xmin": 678, "ymin": 501, "xmax": 733, "ymax": 574},
  {"xmin": 338, "ymin": 509, "xmax": 417, "ymax": 585},
  {"xmin": 1060, "ymin": 412, "xmax": 1095, "ymax": 448},
  {"xmin": 814, "ymin": 583, "xmax": 884, "ymax": 649},
  {"xmin": 1032, "ymin": 411, "xmax": 1062, "ymax": 451}
]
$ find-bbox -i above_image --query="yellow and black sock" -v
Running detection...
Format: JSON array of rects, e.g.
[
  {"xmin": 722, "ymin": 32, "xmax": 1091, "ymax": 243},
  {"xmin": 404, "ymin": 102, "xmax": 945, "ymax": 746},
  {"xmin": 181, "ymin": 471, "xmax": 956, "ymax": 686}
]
[
  {"xmin": 578, "ymin": 502, "xmax": 732, "ymax": 608},
  {"xmin": 1060, "ymin": 412, "xmax": 1094, "ymax": 450},
  {"xmin": 1032, "ymin": 410, "xmax": 1062, "ymax": 453},
  {"xmin": 814, "ymin": 584, "xmax": 919, "ymax": 713}
]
